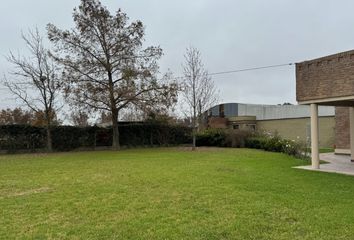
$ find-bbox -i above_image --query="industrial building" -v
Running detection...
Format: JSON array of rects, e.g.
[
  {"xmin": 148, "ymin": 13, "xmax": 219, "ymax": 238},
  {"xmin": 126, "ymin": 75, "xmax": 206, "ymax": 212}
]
[{"xmin": 204, "ymin": 103, "xmax": 335, "ymax": 147}]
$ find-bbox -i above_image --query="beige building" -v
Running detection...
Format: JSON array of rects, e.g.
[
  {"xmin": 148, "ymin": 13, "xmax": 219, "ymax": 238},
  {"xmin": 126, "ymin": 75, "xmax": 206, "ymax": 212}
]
[
  {"xmin": 296, "ymin": 49, "xmax": 354, "ymax": 168},
  {"xmin": 204, "ymin": 103, "xmax": 335, "ymax": 147}
]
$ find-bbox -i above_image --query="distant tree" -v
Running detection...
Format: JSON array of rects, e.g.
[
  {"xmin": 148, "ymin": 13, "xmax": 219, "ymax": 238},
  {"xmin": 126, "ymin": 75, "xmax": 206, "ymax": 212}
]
[
  {"xmin": 119, "ymin": 105, "xmax": 145, "ymax": 122},
  {"xmin": 181, "ymin": 47, "xmax": 219, "ymax": 150},
  {"xmin": 0, "ymin": 108, "xmax": 61, "ymax": 127},
  {"xmin": 0, "ymin": 108, "xmax": 34, "ymax": 125},
  {"xmin": 98, "ymin": 112, "xmax": 112, "ymax": 126},
  {"xmin": 3, "ymin": 28, "xmax": 62, "ymax": 152},
  {"xmin": 31, "ymin": 110, "xmax": 61, "ymax": 127},
  {"xmin": 47, "ymin": 0, "xmax": 177, "ymax": 150},
  {"xmin": 70, "ymin": 110, "xmax": 90, "ymax": 127},
  {"xmin": 145, "ymin": 110, "xmax": 176, "ymax": 125},
  {"xmin": 278, "ymin": 102, "xmax": 293, "ymax": 106}
]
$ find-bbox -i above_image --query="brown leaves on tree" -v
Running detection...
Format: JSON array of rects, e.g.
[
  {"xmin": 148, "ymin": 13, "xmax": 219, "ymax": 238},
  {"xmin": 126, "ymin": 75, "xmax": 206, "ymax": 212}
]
[{"xmin": 47, "ymin": 0, "xmax": 177, "ymax": 149}]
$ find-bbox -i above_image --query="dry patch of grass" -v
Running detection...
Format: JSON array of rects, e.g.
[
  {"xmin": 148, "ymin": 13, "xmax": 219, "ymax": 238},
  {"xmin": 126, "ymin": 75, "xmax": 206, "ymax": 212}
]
[
  {"xmin": 174, "ymin": 146, "xmax": 224, "ymax": 152},
  {"xmin": 1, "ymin": 187, "xmax": 51, "ymax": 199}
]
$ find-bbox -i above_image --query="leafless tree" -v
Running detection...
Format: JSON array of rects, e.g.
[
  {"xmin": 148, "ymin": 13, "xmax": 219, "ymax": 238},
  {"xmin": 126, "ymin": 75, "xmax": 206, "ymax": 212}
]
[
  {"xmin": 70, "ymin": 109, "xmax": 90, "ymax": 127},
  {"xmin": 181, "ymin": 47, "xmax": 219, "ymax": 150},
  {"xmin": 47, "ymin": 0, "xmax": 177, "ymax": 150},
  {"xmin": 3, "ymin": 28, "xmax": 62, "ymax": 152}
]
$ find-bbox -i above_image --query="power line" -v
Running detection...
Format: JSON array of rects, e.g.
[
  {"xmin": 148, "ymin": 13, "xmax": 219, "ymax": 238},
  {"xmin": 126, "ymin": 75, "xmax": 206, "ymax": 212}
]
[
  {"xmin": 162, "ymin": 62, "xmax": 295, "ymax": 81},
  {"xmin": 207, "ymin": 63, "xmax": 294, "ymax": 77},
  {"xmin": 0, "ymin": 62, "xmax": 295, "ymax": 90},
  {"xmin": 164, "ymin": 62, "xmax": 295, "ymax": 82}
]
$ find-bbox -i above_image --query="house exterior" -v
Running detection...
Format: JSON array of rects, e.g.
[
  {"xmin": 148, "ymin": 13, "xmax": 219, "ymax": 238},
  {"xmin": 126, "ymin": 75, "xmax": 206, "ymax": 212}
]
[
  {"xmin": 296, "ymin": 49, "xmax": 354, "ymax": 168},
  {"xmin": 204, "ymin": 103, "xmax": 335, "ymax": 147}
]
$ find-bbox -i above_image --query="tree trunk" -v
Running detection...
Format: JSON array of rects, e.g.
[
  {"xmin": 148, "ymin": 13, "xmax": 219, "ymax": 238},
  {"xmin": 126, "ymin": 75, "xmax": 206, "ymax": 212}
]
[
  {"xmin": 192, "ymin": 102, "xmax": 197, "ymax": 151},
  {"xmin": 46, "ymin": 126, "xmax": 53, "ymax": 152},
  {"xmin": 111, "ymin": 109, "xmax": 120, "ymax": 150},
  {"xmin": 192, "ymin": 130, "xmax": 196, "ymax": 151},
  {"xmin": 192, "ymin": 111, "xmax": 196, "ymax": 151}
]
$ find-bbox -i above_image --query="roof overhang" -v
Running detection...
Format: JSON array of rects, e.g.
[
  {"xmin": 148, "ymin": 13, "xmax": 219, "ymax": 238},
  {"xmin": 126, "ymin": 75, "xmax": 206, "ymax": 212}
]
[{"xmin": 298, "ymin": 95, "xmax": 354, "ymax": 106}]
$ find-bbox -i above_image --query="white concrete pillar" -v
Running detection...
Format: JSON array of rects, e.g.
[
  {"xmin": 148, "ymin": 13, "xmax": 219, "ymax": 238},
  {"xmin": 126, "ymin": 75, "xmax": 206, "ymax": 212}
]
[
  {"xmin": 311, "ymin": 104, "xmax": 320, "ymax": 169},
  {"xmin": 350, "ymin": 107, "xmax": 354, "ymax": 162}
]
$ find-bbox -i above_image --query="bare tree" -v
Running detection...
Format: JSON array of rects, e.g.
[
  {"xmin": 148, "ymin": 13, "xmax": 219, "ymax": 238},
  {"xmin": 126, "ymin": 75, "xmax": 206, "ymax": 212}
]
[
  {"xmin": 181, "ymin": 47, "xmax": 219, "ymax": 150},
  {"xmin": 47, "ymin": 0, "xmax": 177, "ymax": 150},
  {"xmin": 3, "ymin": 28, "xmax": 62, "ymax": 152},
  {"xmin": 70, "ymin": 109, "xmax": 90, "ymax": 127}
]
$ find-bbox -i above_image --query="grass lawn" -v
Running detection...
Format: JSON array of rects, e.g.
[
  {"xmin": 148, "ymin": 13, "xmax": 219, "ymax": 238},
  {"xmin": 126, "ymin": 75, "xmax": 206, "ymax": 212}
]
[
  {"xmin": 319, "ymin": 148, "xmax": 335, "ymax": 153},
  {"xmin": 1, "ymin": 148, "xmax": 354, "ymax": 239},
  {"xmin": 306, "ymin": 147, "xmax": 334, "ymax": 153}
]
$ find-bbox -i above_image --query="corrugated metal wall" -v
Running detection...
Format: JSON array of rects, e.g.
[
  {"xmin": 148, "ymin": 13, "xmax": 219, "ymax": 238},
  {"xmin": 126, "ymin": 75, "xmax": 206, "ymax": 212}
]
[{"xmin": 223, "ymin": 103, "xmax": 238, "ymax": 117}]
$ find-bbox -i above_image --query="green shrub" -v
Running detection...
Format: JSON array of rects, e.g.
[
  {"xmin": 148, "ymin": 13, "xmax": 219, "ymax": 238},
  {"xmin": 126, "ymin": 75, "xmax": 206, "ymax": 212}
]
[
  {"xmin": 245, "ymin": 137, "xmax": 264, "ymax": 149},
  {"xmin": 196, "ymin": 129, "xmax": 252, "ymax": 148},
  {"xmin": 245, "ymin": 133, "xmax": 307, "ymax": 159},
  {"xmin": 263, "ymin": 135, "xmax": 283, "ymax": 152},
  {"xmin": 224, "ymin": 130, "xmax": 251, "ymax": 148},
  {"xmin": 281, "ymin": 139, "xmax": 307, "ymax": 159},
  {"xmin": 196, "ymin": 129, "xmax": 226, "ymax": 147}
]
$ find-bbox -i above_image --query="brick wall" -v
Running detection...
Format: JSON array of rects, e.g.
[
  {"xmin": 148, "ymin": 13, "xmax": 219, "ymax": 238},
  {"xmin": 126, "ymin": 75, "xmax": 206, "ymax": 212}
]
[
  {"xmin": 296, "ymin": 50, "xmax": 354, "ymax": 102},
  {"xmin": 208, "ymin": 117, "xmax": 228, "ymax": 129},
  {"xmin": 335, "ymin": 107, "xmax": 350, "ymax": 149}
]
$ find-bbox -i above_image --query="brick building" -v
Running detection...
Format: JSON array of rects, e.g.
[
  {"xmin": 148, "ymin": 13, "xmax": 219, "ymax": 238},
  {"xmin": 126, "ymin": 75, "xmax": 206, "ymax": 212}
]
[
  {"xmin": 335, "ymin": 107, "xmax": 351, "ymax": 154},
  {"xmin": 296, "ymin": 50, "xmax": 354, "ymax": 168}
]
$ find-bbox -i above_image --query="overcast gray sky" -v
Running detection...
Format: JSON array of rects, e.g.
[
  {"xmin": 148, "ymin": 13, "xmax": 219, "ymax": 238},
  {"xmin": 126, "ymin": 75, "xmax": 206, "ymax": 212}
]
[{"xmin": 1, "ymin": 0, "xmax": 354, "ymax": 110}]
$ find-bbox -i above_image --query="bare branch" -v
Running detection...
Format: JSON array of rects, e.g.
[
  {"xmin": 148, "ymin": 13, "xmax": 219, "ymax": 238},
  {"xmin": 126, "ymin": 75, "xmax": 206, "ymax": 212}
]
[
  {"xmin": 180, "ymin": 46, "xmax": 220, "ymax": 149},
  {"xmin": 2, "ymin": 28, "xmax": 62, "ymax": 151}
]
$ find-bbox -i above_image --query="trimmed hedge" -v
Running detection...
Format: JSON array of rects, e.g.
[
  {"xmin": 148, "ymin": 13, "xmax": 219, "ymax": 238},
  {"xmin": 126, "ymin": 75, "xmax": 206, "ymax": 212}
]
[
  {"xmin": 196, "ymin": 129, "xmax": 251, "ymax": 148},
  {"xmin": 196, "ymin": 129, "xmax": 226, "ymax": 147},
  {"xmin": 52, "ymin": 126, "xmax": 97, "ymax": 151},
  {"xmin": 0, "ymin": 125, "xmax": 45, "ymax": 152},
  {"xmin": 0, "ymin": 123, "xmax": 192, "ymax": 153}
]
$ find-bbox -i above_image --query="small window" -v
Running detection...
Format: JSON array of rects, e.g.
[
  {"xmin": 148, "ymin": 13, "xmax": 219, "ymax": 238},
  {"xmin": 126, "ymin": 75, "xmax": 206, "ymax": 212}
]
[
  {"xmin": 233, "ymin": 124, "xmax": 239, "ymax": 130},
  {"xmin": 247, "ymin": 124, "xmax": 256, "ymax": 131}
]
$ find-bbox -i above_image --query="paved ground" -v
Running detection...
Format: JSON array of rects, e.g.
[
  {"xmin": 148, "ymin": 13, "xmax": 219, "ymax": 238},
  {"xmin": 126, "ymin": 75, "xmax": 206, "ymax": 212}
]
[{"xmin": 294, "ymin": 153, "xmax": 354, "ymax": 176}]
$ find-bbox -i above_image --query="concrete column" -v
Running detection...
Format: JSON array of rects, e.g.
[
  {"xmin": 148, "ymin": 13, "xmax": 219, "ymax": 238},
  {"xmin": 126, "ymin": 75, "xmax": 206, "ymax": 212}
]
[
  {"xmin": 311, "ymin": 104, "xmax": 320, "ymax": 169},
  {"xmin": 350, "ymin": 107, "xmax": 354, "ymax": 162}
]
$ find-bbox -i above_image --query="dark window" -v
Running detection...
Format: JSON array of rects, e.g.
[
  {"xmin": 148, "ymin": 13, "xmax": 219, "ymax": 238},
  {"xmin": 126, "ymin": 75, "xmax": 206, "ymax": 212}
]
[
  {"xmin": 219, "ymin": 104, "xmax": 225, "ymax": 117},
  {"xmin": 233, "ymin": 124, "xmax": 239, "ymax": 130},
  {"xmin": 249, "ymin": 124, "xmax": 256, "ymax": 131}
]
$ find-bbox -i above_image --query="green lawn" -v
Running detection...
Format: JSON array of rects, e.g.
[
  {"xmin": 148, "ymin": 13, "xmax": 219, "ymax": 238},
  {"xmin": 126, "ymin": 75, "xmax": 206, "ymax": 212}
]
[
  {"xmin": 1, "ymin": 148, "xmax": 354, "ymax": 239},
  {"xmin": 306, "ymin": 147, "xmax": 334, "ymax": 153},
  {"xmin": 319, "ymin": 148, "xmax": 335, "ymax": 153}
]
